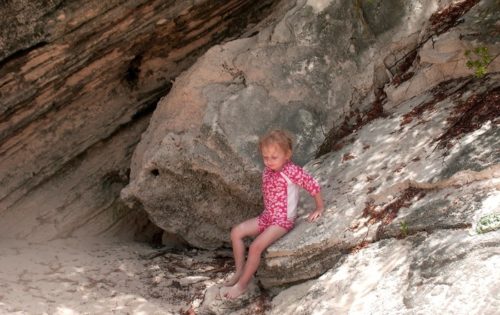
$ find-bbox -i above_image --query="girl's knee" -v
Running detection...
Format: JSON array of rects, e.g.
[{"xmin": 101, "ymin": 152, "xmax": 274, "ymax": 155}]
[
  {"xmin": 231, "ymin": 218, "xmax": 260, "ymax": 240},
  {"xmin": 248, "ymin": 242, "xmax": 265, "ymax": 256},
  {"xmin": 231, "ymin": 225, "xmax": 243, "ymax": 240}
]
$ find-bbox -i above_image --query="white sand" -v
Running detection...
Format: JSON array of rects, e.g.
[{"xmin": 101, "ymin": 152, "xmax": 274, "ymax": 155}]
[{"xmin": 0, "ymin": 238, "xmax": 226, "ymax": 315}]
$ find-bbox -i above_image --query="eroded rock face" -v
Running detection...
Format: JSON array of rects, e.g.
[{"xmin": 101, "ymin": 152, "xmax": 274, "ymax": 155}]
[
  {"xmin": 0, "ymin": 0, "xmax": 280, "ymax": 240},
  {"xmin": 123, "ymin": 0, "xmax": 443, "ymax": 249}
]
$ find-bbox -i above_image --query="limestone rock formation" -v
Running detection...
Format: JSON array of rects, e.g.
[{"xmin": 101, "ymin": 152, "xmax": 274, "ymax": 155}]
[
  {"xmin": 123, "ymin": 0, "xmax": 447, "ymax": 249},
  {"xmin": 0, "ymin": 0, "xmax": 279, "ymax": 240},
  {"xmin": 1, "ymin": 0, "xmax": 498, "ymax": 314},
  {"xmin": 123, "ymin": 0, "xmax": 499, "ymax": 313},
  {"xmin": 270, "ymin": 230, "xmax": 500, "ymax": 314}
]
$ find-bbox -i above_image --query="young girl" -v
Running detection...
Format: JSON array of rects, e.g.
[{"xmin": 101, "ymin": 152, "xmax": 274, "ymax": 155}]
[{"xmin": 221, "ymin": 130, "xmax": 324, "ymax": 299}]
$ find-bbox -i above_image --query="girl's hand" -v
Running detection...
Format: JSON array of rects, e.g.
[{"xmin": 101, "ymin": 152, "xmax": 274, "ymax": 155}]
[{"xmin": 308, "ymin": 209, "xmax": 323, "ymax": 222}]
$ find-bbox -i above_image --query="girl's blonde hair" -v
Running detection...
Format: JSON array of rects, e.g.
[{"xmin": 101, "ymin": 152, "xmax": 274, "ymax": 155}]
[{"xmin": 258, "ymin": 129, "xmax": 293, "ymax": 154}]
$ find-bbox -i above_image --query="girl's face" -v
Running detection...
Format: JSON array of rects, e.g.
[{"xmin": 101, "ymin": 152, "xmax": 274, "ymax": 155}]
[{"xmin": 261, "ymin": 144, "xmax": 291, "ymax": 171}]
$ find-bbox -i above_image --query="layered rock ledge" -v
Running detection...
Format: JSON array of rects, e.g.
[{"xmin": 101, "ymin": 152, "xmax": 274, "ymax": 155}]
[{"xmin": 0, "ymin": 0, "xmax": 279, "ymax": 240}]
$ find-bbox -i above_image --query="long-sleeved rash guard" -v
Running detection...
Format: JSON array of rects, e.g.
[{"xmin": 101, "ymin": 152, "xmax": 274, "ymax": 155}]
[{"xmin": 258, "ymin": 161, "xmax": 321, "ymax": 232}]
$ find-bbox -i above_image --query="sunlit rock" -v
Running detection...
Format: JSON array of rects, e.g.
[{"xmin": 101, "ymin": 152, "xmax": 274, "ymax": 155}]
[{"xmin": 270, "ymin": 229, "xmax": 500, "ymax": 314}]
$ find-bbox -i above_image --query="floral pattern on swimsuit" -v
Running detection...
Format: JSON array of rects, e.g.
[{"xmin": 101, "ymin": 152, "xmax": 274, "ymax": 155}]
[{"xmin": 258, "ymin": 161, "xmax": 320, "ymax": 232}]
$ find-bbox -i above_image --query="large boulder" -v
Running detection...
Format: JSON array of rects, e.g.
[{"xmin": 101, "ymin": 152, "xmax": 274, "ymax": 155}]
[
  {"xmin": 122, "ymin": 0, "xmax": 443, "ymax": 249},
  {"xmin": 0, "ymin": 0, "xmax": 279, "ymax": 240}
]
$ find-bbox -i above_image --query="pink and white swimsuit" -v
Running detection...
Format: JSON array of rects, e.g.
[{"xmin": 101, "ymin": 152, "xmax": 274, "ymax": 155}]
[{"xmin": 258, "ymin": 161, "xmax": 321, "ymax": 232}]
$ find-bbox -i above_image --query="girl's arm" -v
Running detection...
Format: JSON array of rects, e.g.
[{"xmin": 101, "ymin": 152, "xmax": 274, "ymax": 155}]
[
  {"xmin": 283, "ymin": 162, "xmax": 324, "ymax": 222},
  {"xmin": 308, "ymin": 191, "xmax": 324, "ymax": 222},
  {"xmin": 284, "ymin": 163, "xmax": 320, "ymax": 196}
]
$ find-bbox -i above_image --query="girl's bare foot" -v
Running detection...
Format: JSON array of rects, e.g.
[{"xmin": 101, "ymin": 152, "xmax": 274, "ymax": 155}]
[
  {"xmin": 221, "ymin": 283, "xmax": 246, "ymax": 299},
  {"xmin": 219, "ymin": 286, "xmax": 230, "ymax": 298},
  {"xmin": 223, "ymin": 272, "xmax": 241, "ymax": 287}
]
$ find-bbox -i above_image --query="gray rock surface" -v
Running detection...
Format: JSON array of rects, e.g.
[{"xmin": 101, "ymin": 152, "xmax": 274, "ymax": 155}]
[{"xmin": 123, "ymin": 0, "xmax": 446, "ymax": 249}]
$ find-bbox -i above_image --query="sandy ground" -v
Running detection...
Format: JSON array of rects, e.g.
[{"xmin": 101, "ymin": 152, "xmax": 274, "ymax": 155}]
[{"xmin": 0, "ymin": 238, "xmax": 234, "ymax": 315}]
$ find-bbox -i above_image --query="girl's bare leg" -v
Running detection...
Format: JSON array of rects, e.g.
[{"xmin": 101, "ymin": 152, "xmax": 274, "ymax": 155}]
[
  {"xmin": 223, "ymin": 225, "xmax": 288, "ymax": 298},
  {"xmin": 223, "ymin": 218, "xmax": 260, "ymax": 286}
]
